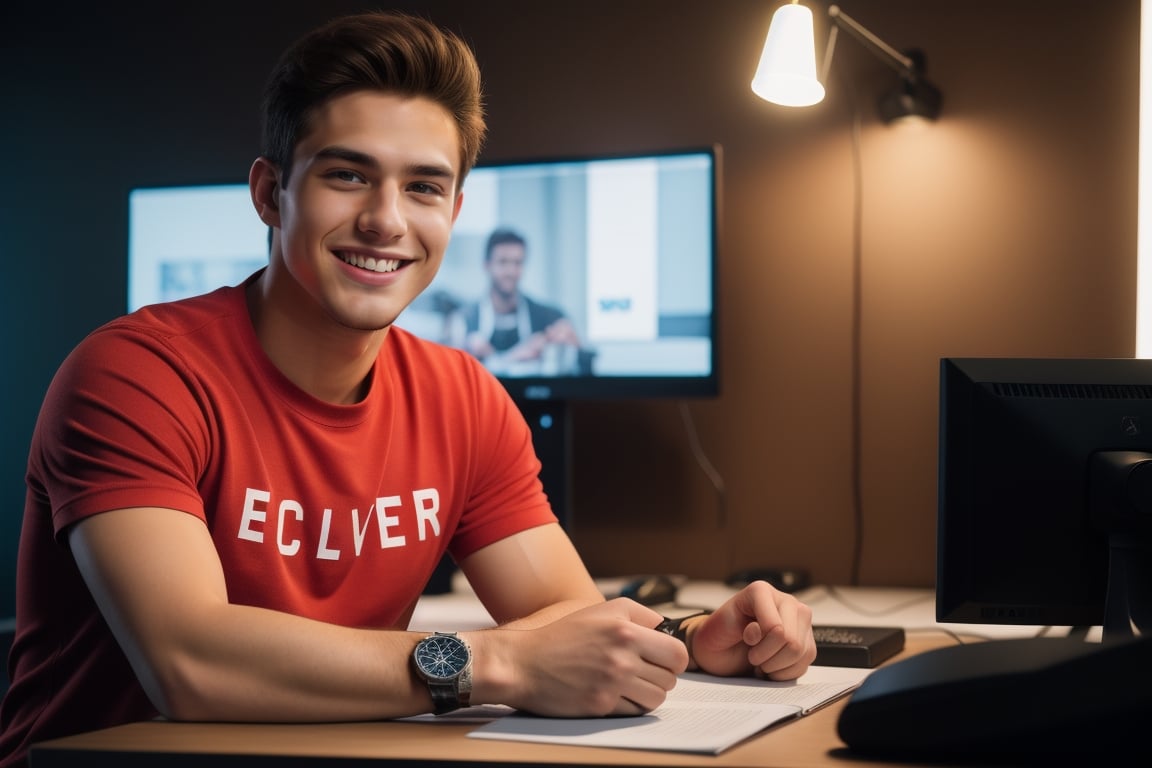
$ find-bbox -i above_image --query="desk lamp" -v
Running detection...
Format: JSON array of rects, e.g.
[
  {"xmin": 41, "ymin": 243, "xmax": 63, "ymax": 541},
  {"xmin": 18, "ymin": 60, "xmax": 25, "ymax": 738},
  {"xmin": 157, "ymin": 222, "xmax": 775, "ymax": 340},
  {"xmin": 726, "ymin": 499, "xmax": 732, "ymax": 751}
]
[{"xmin": 751, "ymin": 1, "xmax": 942, "ymax": 123}]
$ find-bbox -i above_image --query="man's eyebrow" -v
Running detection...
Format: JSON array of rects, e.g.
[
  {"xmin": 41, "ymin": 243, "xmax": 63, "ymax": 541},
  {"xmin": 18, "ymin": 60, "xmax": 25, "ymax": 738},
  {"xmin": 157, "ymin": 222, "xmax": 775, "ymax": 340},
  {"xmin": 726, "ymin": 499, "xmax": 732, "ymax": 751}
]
[
  {"xmin": 409, "ymin": 163, "xmax": 456, "ymax": 180},
  {"xmin": 314, "ymin": 146, "xmax": 456, "ymax": 180},
  {"xmin": 315, "ymin": 145, "xmax": 378, "ymax": 167}
]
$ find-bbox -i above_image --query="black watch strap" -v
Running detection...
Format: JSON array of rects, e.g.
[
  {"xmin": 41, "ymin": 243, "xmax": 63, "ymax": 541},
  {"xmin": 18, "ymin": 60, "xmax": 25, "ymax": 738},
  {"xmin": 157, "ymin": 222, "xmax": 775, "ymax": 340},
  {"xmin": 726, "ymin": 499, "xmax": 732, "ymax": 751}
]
[
  {"xmin": 427, "ymin": 678, "xmax": 470, "ymax": 715},
  {"xmin": 655, "ymin": 611, "xmax": 712, "ymax": 643}
]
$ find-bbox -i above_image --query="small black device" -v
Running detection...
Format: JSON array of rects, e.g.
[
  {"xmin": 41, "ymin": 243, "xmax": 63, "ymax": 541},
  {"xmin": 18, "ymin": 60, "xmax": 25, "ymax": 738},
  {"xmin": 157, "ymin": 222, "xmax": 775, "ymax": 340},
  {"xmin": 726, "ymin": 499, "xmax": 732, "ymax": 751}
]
[
  {"xmin": 725, "ymin": 567, "xmax": 810, "ymax": 593},
  {"xmin": 812, "ymin": 625, "xmax": 904, "ymax": 668},
  {"xmin": 619, "ymin": 574, "xmax": 679, "ymax": 606}
]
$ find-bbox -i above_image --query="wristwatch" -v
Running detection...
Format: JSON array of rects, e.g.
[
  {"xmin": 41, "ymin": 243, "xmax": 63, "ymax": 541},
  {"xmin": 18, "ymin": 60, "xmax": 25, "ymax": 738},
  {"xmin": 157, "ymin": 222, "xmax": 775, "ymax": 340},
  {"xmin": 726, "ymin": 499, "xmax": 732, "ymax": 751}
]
[{"xmin": 411, "ymin": 631, "xmax": 473, "ymax": 714}]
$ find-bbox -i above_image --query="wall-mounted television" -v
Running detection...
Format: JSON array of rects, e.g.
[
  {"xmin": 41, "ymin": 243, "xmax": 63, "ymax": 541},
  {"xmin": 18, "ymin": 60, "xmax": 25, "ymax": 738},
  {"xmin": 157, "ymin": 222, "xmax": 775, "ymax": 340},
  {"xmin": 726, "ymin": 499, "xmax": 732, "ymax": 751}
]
[{"xmin": 129, "ymin": 146, "xmax": 722, "ymax": 527}]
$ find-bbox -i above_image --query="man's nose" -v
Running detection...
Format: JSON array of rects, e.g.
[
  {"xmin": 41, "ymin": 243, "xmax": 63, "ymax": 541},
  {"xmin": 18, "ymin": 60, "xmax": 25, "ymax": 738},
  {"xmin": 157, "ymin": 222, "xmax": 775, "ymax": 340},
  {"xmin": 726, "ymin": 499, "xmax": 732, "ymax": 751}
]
[{"xmin": 358, "ymin": 187, "xmax": 408, "ymax": 239}]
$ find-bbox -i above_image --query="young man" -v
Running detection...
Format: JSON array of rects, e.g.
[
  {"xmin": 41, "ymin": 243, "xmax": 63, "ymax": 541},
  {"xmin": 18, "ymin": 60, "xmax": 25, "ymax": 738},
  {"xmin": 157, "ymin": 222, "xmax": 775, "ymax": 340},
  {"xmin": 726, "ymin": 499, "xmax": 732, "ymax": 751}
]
[{"xmin": 0, "ymin": 11, "xmax": 815, "ymax": 767}]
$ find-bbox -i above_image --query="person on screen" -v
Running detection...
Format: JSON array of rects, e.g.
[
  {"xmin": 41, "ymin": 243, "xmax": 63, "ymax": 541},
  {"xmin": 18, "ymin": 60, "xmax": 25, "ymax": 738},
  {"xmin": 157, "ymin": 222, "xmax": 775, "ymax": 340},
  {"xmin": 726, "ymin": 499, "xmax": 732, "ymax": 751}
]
[
  {"xmin": 0, "ymin": 12, "xmax": 815, "ymax": 766},
  {"xmin": 462, "ymin": 228, "xmax": 589, "ymax": 376}
]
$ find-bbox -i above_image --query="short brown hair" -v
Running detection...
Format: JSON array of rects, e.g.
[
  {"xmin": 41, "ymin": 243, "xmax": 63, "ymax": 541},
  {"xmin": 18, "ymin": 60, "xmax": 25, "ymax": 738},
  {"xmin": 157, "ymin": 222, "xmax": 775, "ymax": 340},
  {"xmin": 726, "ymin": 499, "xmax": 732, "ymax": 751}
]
[
  {"xmin": 260, "ymin": 11, "xmax": 486, "ymax": 189},
  {"xmin": 485, "ymin": 228, "xmax": 527, "ymax": 262}
]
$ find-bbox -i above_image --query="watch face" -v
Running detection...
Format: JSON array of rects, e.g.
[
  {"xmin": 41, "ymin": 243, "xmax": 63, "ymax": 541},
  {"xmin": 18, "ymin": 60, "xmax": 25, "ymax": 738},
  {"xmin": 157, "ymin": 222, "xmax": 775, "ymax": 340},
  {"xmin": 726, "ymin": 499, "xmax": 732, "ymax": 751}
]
[{"xmin": 414, "ymin": 634, "xmax": 469, "ymax": 682}]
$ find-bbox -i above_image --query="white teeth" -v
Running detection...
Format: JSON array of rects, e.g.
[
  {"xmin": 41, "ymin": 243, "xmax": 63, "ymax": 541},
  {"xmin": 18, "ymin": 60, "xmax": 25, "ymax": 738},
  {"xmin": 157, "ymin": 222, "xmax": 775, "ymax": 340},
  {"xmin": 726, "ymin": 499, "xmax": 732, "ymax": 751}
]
[{"xmin": 340, "ymin": 252, "xmax": 400, "ymax": 273}]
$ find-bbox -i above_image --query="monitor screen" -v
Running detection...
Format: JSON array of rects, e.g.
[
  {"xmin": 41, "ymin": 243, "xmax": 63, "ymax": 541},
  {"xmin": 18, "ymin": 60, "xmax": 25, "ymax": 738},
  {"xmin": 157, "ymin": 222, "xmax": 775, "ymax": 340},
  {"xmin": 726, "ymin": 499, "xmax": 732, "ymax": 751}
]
[
  {"xmin": 384, "ymin": 146, "xmax": 720, "ymax": 401},
  {"xmin": 936, "ymin": 357, "xmax": 1152, "ymax": 637},
  {"xmin": 128, "ymin": 184, "xmax": 269, "ymax": 312},
  {"xmin": 128, "ymin": 146, "xmax": 720, "ymax": 402}
]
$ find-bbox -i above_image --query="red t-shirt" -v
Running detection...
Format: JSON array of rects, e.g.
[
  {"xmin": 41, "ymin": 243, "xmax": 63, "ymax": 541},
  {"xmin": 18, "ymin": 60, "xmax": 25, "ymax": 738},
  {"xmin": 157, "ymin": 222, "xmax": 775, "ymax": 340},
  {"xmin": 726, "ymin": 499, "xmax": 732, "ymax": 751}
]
[{"xmin": 0, "ymin": 279, "xmax": 556, "ymax": 765}]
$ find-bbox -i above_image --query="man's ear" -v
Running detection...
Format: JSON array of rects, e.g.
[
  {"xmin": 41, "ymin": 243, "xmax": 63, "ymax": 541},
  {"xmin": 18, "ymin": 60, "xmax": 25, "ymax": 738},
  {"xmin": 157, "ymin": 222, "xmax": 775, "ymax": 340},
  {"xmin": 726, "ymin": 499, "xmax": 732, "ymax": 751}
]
[
  {"xmin": 249, "ymin": 157, "xmax": 282, "ymax": 227},
  {"xmin": 451, "ymin": 190, "xmax": 464, "ymax": 225}
]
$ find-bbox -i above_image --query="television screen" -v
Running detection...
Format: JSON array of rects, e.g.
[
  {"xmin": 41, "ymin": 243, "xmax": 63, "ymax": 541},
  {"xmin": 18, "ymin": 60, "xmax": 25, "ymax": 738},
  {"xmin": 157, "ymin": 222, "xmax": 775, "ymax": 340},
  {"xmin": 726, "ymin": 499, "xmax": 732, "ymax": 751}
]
[
  {"xmin": 128, "ymin": 146, "xmax": 720, "ymax": 402},
  {"xmin": 128, "ymin": 184, "xmax": 269, "ymax": 312},
  {"xmin": 936, "ymin": 357, "xmax": 1152, "ymax": 637}
]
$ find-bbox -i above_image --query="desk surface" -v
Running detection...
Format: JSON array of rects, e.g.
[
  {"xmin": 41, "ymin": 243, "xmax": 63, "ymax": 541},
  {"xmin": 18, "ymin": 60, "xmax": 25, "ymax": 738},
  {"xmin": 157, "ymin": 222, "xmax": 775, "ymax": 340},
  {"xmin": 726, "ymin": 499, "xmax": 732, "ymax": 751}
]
[
  {"xmin": 412, "ymin": 580, "xmax": 1083, "ymax": 642},
  {"xmin": 31, "ymin": 634, "xmax": 958, "ymax": 768},
  {"xmin": 32, "ymin": 584, "xmax": 1074, "ymax": 767}
]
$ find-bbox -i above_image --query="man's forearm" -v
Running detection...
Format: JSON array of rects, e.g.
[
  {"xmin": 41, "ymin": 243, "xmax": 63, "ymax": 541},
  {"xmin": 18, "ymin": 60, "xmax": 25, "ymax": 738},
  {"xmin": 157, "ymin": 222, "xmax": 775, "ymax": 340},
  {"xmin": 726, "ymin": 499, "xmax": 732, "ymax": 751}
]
[
  {"xmin": 140, "ymin": 605, "xmax": 434, "ymax": 723},
  {"xmin": 495, "ymin": 596, "xmax": 605, "ymax": 630}
]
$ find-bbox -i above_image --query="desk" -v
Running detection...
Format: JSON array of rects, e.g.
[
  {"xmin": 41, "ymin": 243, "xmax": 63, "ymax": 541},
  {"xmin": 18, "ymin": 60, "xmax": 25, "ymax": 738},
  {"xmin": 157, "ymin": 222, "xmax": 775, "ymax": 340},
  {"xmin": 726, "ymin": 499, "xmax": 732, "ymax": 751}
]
[
  {"xmin": 31, "ymin": 634, "xmax": 960, "ymax": 768},
  {"xmin": 32, "ymin": 584, "xmax": 1069, "ymax": 767}
]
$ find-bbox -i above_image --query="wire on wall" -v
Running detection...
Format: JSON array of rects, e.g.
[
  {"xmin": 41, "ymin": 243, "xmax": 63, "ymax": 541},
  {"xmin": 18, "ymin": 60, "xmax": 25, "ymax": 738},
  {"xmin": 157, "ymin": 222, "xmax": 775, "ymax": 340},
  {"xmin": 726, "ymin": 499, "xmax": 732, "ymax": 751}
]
[
  {"xmin": 678, "ymin": 400, "xmax": 727, "ymax": 530},
  {"xmin": 849, "ymin": 110, "xmax": 866, "ymax": 586},
  {"xmin": 676, "ymin": 102, "xmax": 866, "ymax": 584},
  {"xmin": 843, "ymin": 68, "xmax": 867, "ymax": 588}
]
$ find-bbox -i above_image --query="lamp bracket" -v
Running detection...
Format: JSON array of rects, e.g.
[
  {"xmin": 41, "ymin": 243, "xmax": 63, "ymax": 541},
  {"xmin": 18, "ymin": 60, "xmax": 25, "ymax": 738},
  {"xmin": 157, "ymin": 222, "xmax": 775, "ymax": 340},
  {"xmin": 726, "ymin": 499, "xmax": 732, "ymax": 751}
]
[{"xmin": 827, "ymin": 5, "xmax": 919, "ymax": 79}]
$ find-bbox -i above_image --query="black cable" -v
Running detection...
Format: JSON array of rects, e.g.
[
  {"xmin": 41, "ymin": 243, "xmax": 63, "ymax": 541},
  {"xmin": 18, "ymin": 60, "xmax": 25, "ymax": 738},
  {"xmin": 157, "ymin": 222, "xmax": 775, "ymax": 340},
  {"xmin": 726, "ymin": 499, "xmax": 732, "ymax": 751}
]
[
  {"xmin": 824, "ymin": 584, "xmax": 933, "ymax": 616},
  {"xmin": 678, "ymin": 400, "xmax": 727, "ymax": 531},
  {"xmin": 847, "ymin": 78, "xmax": 866, "ymax": 587}
]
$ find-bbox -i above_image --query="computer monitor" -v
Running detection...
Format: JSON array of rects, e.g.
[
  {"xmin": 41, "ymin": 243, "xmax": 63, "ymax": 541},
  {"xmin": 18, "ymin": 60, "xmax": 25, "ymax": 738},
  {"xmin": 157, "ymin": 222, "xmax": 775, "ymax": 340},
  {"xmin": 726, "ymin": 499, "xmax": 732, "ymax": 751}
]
[
  {"xmin": 128, "ymin": 146, "xmax": 721, "ymax": 528},
  {"xmin": 936, "ymin": 357, "xmax": 1152, "ymax": 639}
]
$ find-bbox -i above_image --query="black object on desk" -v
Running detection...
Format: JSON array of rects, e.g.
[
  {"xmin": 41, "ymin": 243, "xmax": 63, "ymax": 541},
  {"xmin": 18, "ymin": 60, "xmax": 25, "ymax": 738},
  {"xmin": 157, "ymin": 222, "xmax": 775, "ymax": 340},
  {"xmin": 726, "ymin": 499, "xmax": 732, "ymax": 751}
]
[
  {"xmin": 837, "ymin": 635, "xmax": 1152, "ymax": 760},
  {"xmin": 725, "ymin": 567, "xmax": 811, "ymax": 593},
  {"xmin": 813, "ymin": 625, "xmax": 905, "ymax": 668},
  {"xmin": 618, "ymin": 574, "xmax": 679, "ymax": 606}
]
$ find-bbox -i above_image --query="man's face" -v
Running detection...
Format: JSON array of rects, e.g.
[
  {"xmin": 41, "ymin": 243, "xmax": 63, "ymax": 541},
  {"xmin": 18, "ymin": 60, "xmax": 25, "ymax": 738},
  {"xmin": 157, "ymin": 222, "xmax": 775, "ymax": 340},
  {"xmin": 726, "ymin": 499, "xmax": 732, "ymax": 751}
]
[
  {"xmin": 271, "ymin": 90, "xmax": 463, "ymax": 332},
  {"xmin": 487, "ymin": 242, "xmax": 526, "ymax": 299}
]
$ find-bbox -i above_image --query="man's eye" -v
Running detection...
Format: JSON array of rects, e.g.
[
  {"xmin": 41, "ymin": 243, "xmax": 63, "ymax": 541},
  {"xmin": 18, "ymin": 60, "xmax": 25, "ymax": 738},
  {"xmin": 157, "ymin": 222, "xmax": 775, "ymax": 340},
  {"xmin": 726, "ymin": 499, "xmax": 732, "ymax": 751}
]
[
  {"xmin": 329, "ymin": 169, "xmax": 365, "ymax": 184},
  {"xmin": 409, "ymin": 182, "xmax": 442, "ymax": 195}
]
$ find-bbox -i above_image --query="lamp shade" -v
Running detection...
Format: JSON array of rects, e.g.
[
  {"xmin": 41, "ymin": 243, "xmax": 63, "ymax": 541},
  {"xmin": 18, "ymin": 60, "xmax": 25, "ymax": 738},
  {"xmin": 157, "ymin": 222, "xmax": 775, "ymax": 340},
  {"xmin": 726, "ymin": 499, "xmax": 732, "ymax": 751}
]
[{"xmin": 751, "ymin": 3, "xmax": 825, "ymax": 107}]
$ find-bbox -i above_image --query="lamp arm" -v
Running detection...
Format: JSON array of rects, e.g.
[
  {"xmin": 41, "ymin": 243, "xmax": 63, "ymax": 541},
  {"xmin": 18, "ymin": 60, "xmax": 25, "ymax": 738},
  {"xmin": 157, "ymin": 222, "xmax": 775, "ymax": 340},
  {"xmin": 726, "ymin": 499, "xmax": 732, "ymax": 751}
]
[
  {"xmin": 827, "ymin": 4, "xmax": 917, "ymax": 77},
  {"xmin": 819, "ymin": 25, "xmax": 839, "ymax": 84}
]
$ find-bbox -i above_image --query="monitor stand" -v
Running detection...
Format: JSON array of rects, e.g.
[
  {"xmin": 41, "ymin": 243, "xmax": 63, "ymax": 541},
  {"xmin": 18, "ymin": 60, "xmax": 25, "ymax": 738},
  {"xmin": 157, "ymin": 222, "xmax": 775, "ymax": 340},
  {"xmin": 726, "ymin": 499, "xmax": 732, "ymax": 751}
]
[
  {"xmin": 1103, "ymin": 539, "xmax": 1152, "ymax": 639},
  {"xmin": 516, "ymin": 399, "xmax": 573, "ymax": 530},
  {"xmin": 1090, "ymin": 449, "xmax": 1152, "ymax": 640}
]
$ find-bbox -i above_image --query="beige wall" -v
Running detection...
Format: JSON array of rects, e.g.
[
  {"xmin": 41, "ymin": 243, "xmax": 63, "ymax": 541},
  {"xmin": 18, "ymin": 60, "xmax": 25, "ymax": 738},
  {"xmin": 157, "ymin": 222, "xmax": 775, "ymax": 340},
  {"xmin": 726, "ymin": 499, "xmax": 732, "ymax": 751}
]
[{"xmin": 437, "ymin": 0, "xmax": 1141, "ymax": 586}]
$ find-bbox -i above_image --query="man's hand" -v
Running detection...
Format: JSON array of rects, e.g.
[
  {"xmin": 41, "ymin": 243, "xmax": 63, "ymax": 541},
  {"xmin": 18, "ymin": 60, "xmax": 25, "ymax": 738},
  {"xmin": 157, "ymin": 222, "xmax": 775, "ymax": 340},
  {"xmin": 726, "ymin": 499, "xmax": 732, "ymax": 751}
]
[
  {"xmin": 463, "ymin": 332, "xmax": 495, "ymax": 359},
  {"xmin": 543, "ymin": 318, "xmax": 581, "ymax": 347},
  {"xmin": 689, "ymin": 580, "xmax": 816, "ymax": 681},
  {"xmin": 470, "ymin": 598, "xmax": 688, "ymax": 717},
  {"xmin": 506, "ymin": 332, "xmax": 549, "ymax": 361}
]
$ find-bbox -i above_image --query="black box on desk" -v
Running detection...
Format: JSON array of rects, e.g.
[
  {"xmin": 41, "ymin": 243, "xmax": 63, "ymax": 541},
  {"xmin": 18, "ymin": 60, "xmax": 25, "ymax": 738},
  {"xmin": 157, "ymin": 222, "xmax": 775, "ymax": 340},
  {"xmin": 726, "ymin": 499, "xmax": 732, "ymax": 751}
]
[{"xmin": 814, "ymin": 626, "xmax": 905, "ymax": 668}]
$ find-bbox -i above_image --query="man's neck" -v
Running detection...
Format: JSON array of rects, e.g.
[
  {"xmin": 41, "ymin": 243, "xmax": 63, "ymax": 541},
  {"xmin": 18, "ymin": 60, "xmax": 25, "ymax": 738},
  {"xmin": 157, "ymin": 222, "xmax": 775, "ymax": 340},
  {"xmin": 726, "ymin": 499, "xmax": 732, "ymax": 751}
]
[
  {"xmin": 490, "ymin": 289, "xmax": 521, "ymax": 315},
  {"xmin": 246, "ymin": 275, "xmax": 384, "ymax": 405}
]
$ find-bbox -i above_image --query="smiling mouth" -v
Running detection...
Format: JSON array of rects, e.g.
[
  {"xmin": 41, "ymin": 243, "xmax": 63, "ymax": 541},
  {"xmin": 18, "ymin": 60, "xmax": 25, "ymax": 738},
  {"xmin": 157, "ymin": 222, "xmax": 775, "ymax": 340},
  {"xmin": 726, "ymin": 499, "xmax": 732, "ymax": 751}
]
[{"xmin": 338, "ymin": 251, "xmax": 403, "ymax": 273}]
